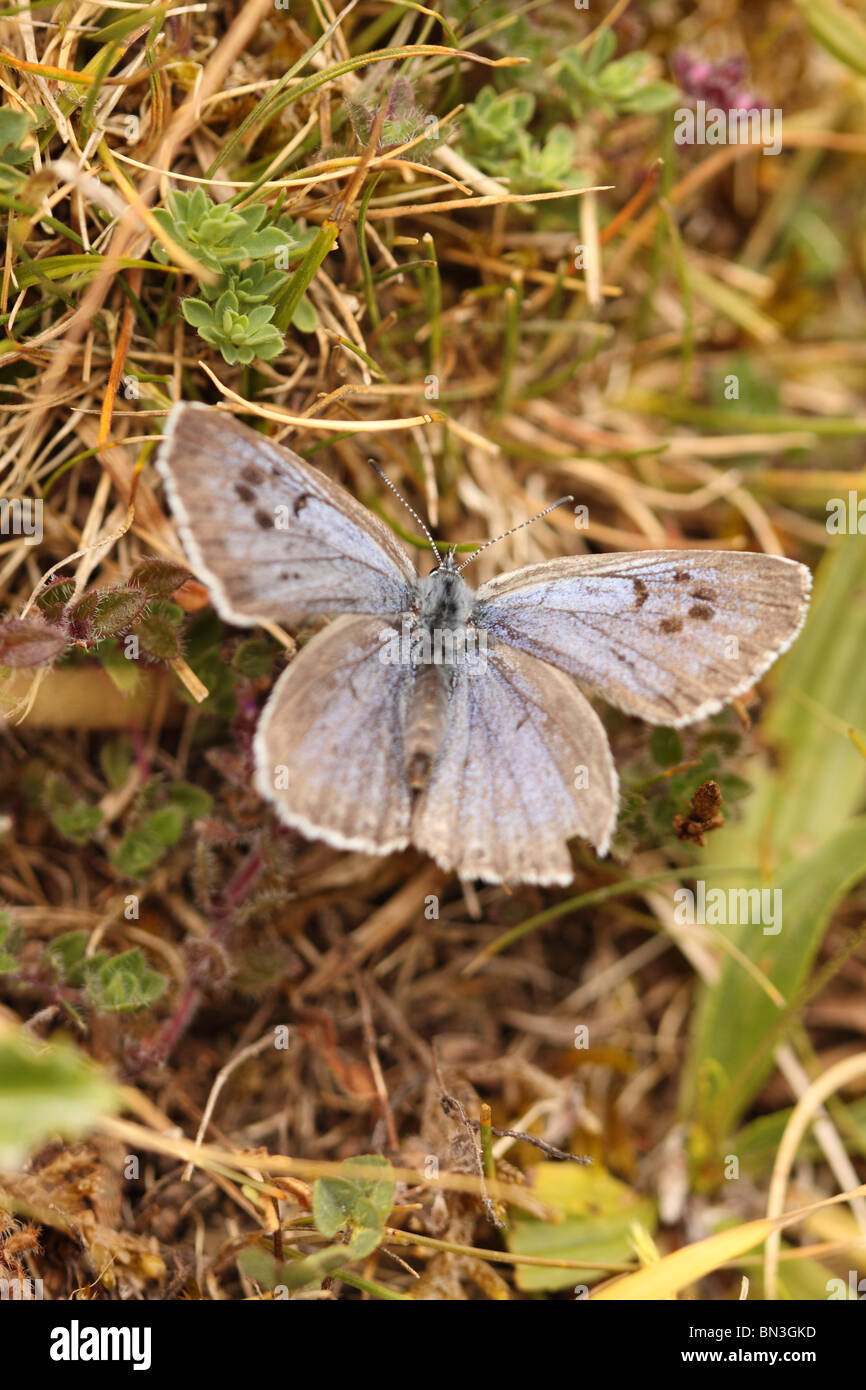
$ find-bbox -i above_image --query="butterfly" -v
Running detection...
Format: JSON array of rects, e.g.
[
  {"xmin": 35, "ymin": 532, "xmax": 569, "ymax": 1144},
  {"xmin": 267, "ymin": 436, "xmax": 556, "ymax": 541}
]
[{"xmin": 156, "ymin": 402, "xmax": 811, "ymax": 885}]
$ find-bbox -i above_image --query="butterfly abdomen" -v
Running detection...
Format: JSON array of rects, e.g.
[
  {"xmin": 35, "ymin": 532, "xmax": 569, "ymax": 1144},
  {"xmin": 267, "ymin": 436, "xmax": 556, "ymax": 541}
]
[
  {"xmin": 403, "ymin": 566, "xmax": 475, "ymax": 789},
  {"xmin": 405, "ymin": 663, "xmax": 450, "ymax": 790}
]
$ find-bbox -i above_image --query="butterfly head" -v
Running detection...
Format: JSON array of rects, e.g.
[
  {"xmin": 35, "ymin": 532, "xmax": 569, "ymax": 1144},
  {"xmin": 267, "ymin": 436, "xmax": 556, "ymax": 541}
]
[{"xmin": 418, "ymin": 551, "xmax": 473, "ymax": 628}]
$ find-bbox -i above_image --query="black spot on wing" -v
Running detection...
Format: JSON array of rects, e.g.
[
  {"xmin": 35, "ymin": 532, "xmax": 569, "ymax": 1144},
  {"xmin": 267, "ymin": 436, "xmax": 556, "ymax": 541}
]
[{"xmin": 255, "ymin": 508, "xmax": 273, "ymax": 530}]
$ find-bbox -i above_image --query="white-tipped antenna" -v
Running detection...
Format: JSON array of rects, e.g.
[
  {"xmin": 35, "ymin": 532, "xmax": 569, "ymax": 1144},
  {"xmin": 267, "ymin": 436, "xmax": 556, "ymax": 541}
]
[
  {"xmin": 367, "ymin": 457, "xmax": 442, "ymax": 562},
  {"xmin": 456, "ymin": 495, "xmax": 574, "ymax": 573}
]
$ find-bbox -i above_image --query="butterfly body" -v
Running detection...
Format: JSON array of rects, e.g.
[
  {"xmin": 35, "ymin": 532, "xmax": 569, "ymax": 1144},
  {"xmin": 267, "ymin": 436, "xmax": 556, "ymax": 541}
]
[
  {"xmin": 157, "ymin": 404, "xmax": 812, "ymax": 885},
  {"xmin": 391, "ymin": 555, "xmax": 478, "ymax": 790}
]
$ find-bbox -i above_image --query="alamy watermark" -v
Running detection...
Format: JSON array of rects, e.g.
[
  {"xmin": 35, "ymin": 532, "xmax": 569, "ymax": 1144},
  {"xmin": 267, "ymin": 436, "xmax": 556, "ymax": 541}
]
[
  {"xmin": 826, "ymin": 492, "xmax": 866, "ymax": 534},
  {"xmin": 0, "ymin": 497, "xmax": 42, "ymax": 545},
  {"xmin": 674, "ymin": 881, "xmax": 782, "ymax": 935},
  {"xmin": 1, "ymin": 1276, "xmax": 43, "ymax": 1299},
  {"xmin": 378, "ymin": 621, "xmax": 488, "ymax": 669},
  {"xmin": 674, "ymin": 101, "xmax": 783, "ymax": 156}
]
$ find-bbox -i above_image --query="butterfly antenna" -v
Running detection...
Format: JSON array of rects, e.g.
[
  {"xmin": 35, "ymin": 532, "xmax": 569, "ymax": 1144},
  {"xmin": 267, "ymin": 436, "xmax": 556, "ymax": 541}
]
[
  {"xmin": 456, "ymin": 495, "xmax": 574, "ymax": 573},
  {"xmin": 367, "ymin": 458, "xmax": 442, "ymax": 562}
]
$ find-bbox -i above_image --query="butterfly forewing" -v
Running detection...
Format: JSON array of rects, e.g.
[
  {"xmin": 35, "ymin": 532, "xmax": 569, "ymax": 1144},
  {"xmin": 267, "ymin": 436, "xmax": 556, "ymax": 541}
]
[
  {"xmin": 253, "ymin": 615, "xmax": 414, "ymax": 854},
  {"xmin": 473, "ymin": 551, "xmax": 811, "ymax": 727},
  {"xmin": 155, "ymin": 403, "xmax": 416, "ymax": 624},
  {"xmin": 412, "ymin": 643, "xmax": 619, "ymax": 884}
]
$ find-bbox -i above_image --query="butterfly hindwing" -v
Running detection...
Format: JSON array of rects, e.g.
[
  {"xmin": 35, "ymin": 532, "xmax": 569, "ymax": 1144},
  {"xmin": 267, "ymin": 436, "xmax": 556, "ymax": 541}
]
[
  {"xmin": 412, "ymin": 641, "xmax": 619, "ymax": 883},
  {"xmin": 253, "ymin": 615, "xmax": 414, "ymax": 854}
]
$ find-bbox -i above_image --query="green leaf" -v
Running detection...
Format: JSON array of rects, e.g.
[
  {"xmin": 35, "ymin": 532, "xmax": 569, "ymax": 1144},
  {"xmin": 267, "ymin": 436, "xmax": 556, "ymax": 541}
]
[
  {"xmin": 43, "ymin": 930, "xmax": 94, "ymax": 985},
  {"xmin": 507, "ymin": 1163, "xmax": 656, "ymax": 1292},
  {"xmin": 134, "ymin": 611, "xmax": 183, "ymax": 661},
  {"xmin": 232, "ymin": 638, "xmax": 274, "ymax": 679},
  {"xmin": 619, "ymin": 80, "xmax": 679, "ymax": 114},
  {"xmin": 111, "ymin": 829, "xmax": 165, "ymax": 877},
  {"xmin": 91, "ymin": 4, "xmax": 165, "ymax": 43},
  {"xmin": 99, "ymin": 736, "xmax": 133, "ymax": 790},
  {"xmin": 51, "ymin": 801, "xmax": 104, "ymax": 845},
  {"xmin": 650, "ymin": 726, "xmax": 684, "ymax": 768},
  {"xmin": 141, "ymin": 804, "xmax": 185, "ymax": 846},
  {"xmin": 0, "ymin": 912, "xmax": 21, "ymax": 974},
  {"xmin": 586, "ymin": 27, "xmax": 616, "ymax": 74},
  {"xmin": 291, "ymin": 295, "xmax": 317, "ymax": 333},
  {"xmin": 85, "ymin": 948, "xmax": 167, "ymax": 1013},
  {"xmin": 0, "ymin": 109, "xmax": 32, "ymax": 159},
  {"xmin": 597, "ymin": 52, "xmax": 651, "ymax": 99},
  {"xmin": 99, "ymin": 640, "xmax": 141, "ymax": 693},
  {"xmin": 90, "ymin": 587, "xmax": 148, "ymax": 639},
  {"xmin": 167, "ymin": 782, "xmax": 212, "ymax": 819},
  {"xmin": 313, "ymin": 1155, "xmax": 394, "ymax": 1257},
  {"xmin": 127, "ymin": 561, "xmax": 190, "ymax": 600},
  {"xmin": 181, "ymin": 297, "xmax": 213, "ymax": 330},
  {"xmin": 36, "ymin": 578, "xmax": 76, "ymax": 617},
  {"xmin": 0, "ymin": 1026, "xmax": 119, "ymax": 1168}
]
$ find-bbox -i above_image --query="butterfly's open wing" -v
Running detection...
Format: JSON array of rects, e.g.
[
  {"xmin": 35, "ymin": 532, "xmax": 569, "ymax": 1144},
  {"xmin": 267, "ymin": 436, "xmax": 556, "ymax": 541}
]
[
  {"xmin": 473, "ymin": 551, "xmax": 811, "ymax": 727},
  {"xmin": 253, "ymin": 615, "xmax": 413, "ymax": 854},
  {"xmin": 156, "ymin": 403, "xmax": 416, "ymax": 623},
  {"xmin": 412, "ymin": 643, "xmax": 618, "ymax": 883}
]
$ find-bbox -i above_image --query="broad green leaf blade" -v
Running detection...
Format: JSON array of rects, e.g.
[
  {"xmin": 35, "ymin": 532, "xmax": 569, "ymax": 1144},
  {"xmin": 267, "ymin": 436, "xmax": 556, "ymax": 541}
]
[
  {"xmin": 0, "ymin": 1027, "xmax": 119, "ymax": 1168},
  {"xmin": 757, "ymin": 536, "xmax": 866, "ymax": 855},
  {"xmin": 685, "ymin": 817, "xmax": 866, "ymax": 1143},
  {"xmin": 794, "ymin": 0, "xmax": 866, "ymax": 76},
  {"xmin": 506, "ymin": 1163, "xmax": 656, "ymax": 1292}
]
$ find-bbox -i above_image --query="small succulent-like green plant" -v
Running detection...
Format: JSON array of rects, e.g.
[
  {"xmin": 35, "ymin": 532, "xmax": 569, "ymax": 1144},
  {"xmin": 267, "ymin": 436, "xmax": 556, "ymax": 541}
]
[
  {"xmin": 152, "ymin": 189, "xmax": 288, "ymax": 274},
  {"xmin": 460, "ymin": 85, "xmax": 578, "ymax": 193},
  {"xmin": 152, "ymin": 189, "xmax": 318, "ymax": 363},
  {"xmin": 504, "ymin": 124, "xmax": 577, "ymax": 193},
  {"xmin": 112, "ymin": 781, "xmax": 212, "ymax": 878},
  {"xmin": 181, "ymin": 289, "xmax": 284, "ymax": 365},
  {"xmin": 200, "ymin": 257, "xmax": 284, "ymax": 305},
  {"xmin": 557, "ymin": 30, "xmax": 678, "ymax": 118},
  {"xmin": 461, "ymin": 85, "xmax": 536, "ymax": 167}
]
